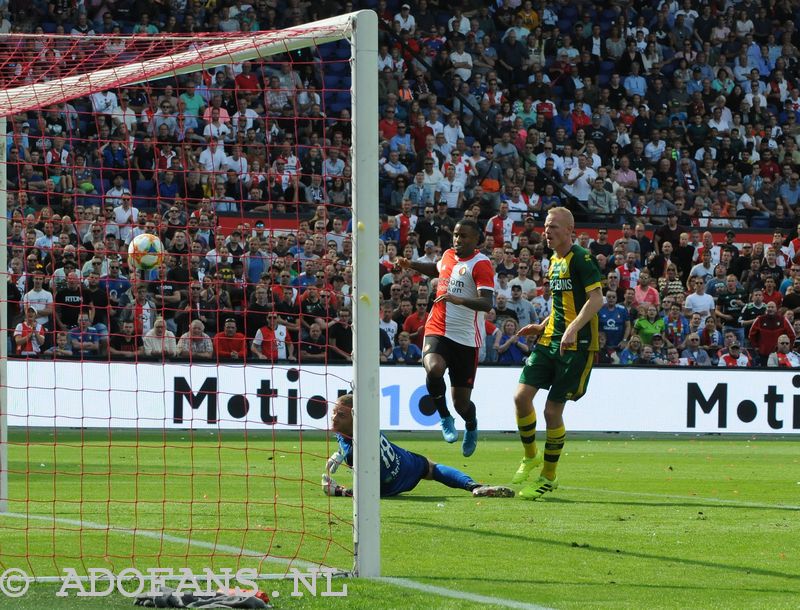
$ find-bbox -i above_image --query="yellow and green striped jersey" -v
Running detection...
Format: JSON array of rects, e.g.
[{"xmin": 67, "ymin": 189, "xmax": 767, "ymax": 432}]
[{"xmin": 539, "ymin": 245, "xmax": 603, "ymax": 351}]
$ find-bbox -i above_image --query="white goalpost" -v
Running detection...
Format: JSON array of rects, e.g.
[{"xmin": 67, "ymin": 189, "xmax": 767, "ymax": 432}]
[{"xmin": 0, "ymin": 9, "xmax": 380, "ymax": 581}]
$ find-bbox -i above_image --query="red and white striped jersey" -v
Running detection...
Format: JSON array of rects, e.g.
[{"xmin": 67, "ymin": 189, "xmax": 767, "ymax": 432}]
[{"xmin": 425, "ymin": 249, "xmax": 495, "ymax": 347}]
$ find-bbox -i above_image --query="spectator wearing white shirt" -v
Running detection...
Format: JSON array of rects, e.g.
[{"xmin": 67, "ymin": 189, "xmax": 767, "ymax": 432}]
[
  {"xmin": 111, "ymin": 93, "xmax": 137, "ymax": 135},
  {"xmin": 105, "ymin": 175, "xmax": 131, "ymax": 209},
  {"xmin": 743, "ymin": 81, "xmax": 768, "ymax": 109},
  {"xmin": 91, "ymin": 90, "xmax": 118, "ymax": 116},
  {"xmin": 23, "ymin": 273, "xmax": 54, "ymax": 329},
  {"xmin": 564, "ymin": 155, "xmax": 597, "ymax": 206},
  {"xmin": 113, "ymin": 194, "xmax": 139, "ymax": 245},
  {"xmin": 377, "ymin": 45, "xmax": 393, "ymax": 71},
  {"xmin": 198, "ymin": 138, "xmax": 227, "ymax": 183},
  {"xmin": 684, "ymin": 277, "xmax": 716, "ymax": 326},
  {"xmin": 644, "ymin": 133, "xmax": 666, "ymax": 163},
  {"xmin": 425, "ymin": 108, "xmax": 444, "ymax": 135},
  {"xmin": 448, "ymin": 7, "xmax": 469, "ymax": 36},
  {"xmin": 415, "ymin": 240, "xmax": 439, "ymax": 264},
  {"xmin": 450, "ymin": 38, "xmax": 473, "ymax": 82},
  {"xmin": 442, "ymin": 151, "xmax": 470, "ymax": 190},
  {"xmin": 535, "ymin": 145, "xmax": 564, "ymax": 175},
  {"xmin": 434, "ymin": 165, "xmax": 465, "ymax": 210},
  {"xmin": 421, "ymin": 157, "xmax": 444, "ymax": 189},
  {"xmin": 707, "ymin": 107, "xmax": 731, "ymax": 134},
  {"xmin": 442, "ymin": 113, "xmax": 465, "ymax": 149},
  {"xmin": 225, "ymin": 145, "xmax": 249, "ymax": 181},
  {"xmin": 432, "ymin": 132, "xmax": 453, "ymax": 160},
  {"xmin": 203, "ymin": 107, "xmax": 232, "ymax": 141},
  {"xmin": 394, "ymin": 4, "xmax": 416, "ymax": 34}
]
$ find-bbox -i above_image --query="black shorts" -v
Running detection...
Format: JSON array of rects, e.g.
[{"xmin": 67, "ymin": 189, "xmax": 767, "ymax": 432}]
[{"xmin": 423, "ymin": 335, "xmax": 479, "ymax": 389}]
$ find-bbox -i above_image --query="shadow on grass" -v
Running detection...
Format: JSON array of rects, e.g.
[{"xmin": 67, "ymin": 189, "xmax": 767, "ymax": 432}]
[
  {"xmin": 544, "ymin": 496, "xmax": 800, "ymax": 512},
  {"xmin": 394, "ymin": 518, "xmax": 800, "ymax": 584},
  {"xmin": 383, "ymin": 495, "xmax": 453, "ymax": 503}
]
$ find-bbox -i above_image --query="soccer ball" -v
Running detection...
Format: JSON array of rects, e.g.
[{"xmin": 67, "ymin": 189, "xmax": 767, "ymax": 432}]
[{"xmin": 128, "ymin": 233, "xmax": 164, "ymax": 271}]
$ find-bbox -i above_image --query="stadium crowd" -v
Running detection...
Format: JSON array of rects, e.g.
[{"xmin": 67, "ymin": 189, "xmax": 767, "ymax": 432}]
[{"xmin": 7, "ymin": 0, "xmax": 800, "ymax": 367}]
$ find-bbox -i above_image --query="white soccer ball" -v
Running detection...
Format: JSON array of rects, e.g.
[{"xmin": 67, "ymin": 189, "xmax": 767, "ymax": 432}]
[{"xmin": 128, "ymin": 233, "xmax": 164, "ymax": 271}]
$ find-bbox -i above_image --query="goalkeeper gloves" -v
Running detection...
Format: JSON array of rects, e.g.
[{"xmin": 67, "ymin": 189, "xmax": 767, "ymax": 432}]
[
  {"xmin": 326, "ymin": 450, "xmax": 345, "ymax": 474},
  {"xmin": 321, "ymin": 474, "xmax": 352, "ymax": 497}
]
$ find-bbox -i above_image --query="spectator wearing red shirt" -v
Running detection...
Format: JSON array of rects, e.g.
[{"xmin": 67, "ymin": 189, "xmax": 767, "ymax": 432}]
[
  {"xmin": 758, "ymin": 149, "xmax": 781, "ymax": 181},
  {"xmin": 395, "ymin": 199, "xmax": 418, "ymax": 247},
  {"xmin": 402, "ymin": 298, "xmax": 429, "ymax": 349},
  {"xmin": 761, "ymin": 276, "xmax": 783, "ymax": 308},
  {"xmin": 234, "ymin": 62, "xmax": 261, "ymax": 94},
  {"xmin": 571, "ymin": 106, "xmax": 591, "ymax": 131},
  {"xmin": 717, "ymin": 342, "xmax": 753, "ymax": 367},
  {"xmin": 379, "ymin": 108, "xmax": 399, "ymax": 141},
  {"xmin": 214, "ymin": 318, "xmax": 247, "ymax": 360},
  {"xmin": 485, "ymin": 201, "xmax": 513, "ymax": 247},
  {"xmin": 410, "ymin": 115, "xmax": 434, "ymax": 155},
  {"xmin": 748, "ymin": 301, "xmax": 795, "ymax": 365},
  {"xmin": 616, "ymin": 252, "xmax": 641, "ymax": 291},
  {"xmin": 14, "ymin": 306, "xmax": 46, "ymax": 357},
  {"xmin": 251, "ymin": 313, "xmax": 294, "ymax": 362}
]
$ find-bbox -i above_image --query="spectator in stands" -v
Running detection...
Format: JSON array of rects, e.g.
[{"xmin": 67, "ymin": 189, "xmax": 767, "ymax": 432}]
[
  {"xmin": 69, "ymin": 312, "xmax": 101, "ymax": 358},
  {"xmin": 681, "ymin": 333, "xmax": 711, "ymax": 366},
  {"xmin": 120, "ymin": 284, "xmax": 156, "ymax": 339},
  {"xmin": 299, "ymin": 322, "xmax": 327, "ymax": 362},
  {"xmin": 494, "ymin": 318, "xmax": 530, "ymax": 365},
  {"xmin": 326, "ymin": 307, "xmax": 353, "ymax": 362},
  {"xmin": 767, "ymin": 334, "xmax": 800, "ymax": 368},
  {"xmin": 178, "ymin": 319, "xmax": 214, "ymax": 360},
  {"xmin": 109, "ymin": 320, "xmax": 143, "ymax": 359},
  {"xmin": 749, "ymin": 301, "xmax": 795, "ymax": 366},
  {"xmin": 214, "ymin": 317, "xmax": 247, "ymax": 361},
  {"xmin": 718, "ymin": 341, "xmax": 752, "ymax": 368},
  {"xmin": 14, "ymin": 306, "xmax": 46, "ymax": 357},
  {"xmin": 46, "ymin": 331, "xmax": 74, "ymax": 359},
  {"xmin": 55, "ymin": 272, "xmax": 84, "ymax": 332},
  {"xmin": 391, "ymin": 330, "xmax": 422, "ymax": 364},
  {"xmin": 507, "ymin": 284, "xmax": 537, "ymax": 327}
]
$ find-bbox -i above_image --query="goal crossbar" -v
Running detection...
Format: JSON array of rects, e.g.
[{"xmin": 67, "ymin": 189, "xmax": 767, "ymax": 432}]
[{"xmin": 0, "ymin": 14, "xmax": 358, "ymax": 117}]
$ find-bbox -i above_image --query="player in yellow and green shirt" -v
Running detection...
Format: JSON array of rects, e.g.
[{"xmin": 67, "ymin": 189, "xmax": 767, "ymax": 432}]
[{"xmin": 511, "ymin": 208, "xmax": 604, "ymax": 500}]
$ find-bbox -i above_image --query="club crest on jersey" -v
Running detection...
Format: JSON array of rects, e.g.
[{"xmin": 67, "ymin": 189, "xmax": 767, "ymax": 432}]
[{"xmin": 458, "ymin": 266, "xmax": 467, "ymax": 275}]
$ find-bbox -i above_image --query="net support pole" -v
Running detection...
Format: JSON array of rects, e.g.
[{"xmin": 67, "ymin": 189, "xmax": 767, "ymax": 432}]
[
  {"xmin": 0, "ymin": 115, "xmax": 8, "ymax": 514},
  {"xmin": 350, "ymin": 9, "xmax": 380, "ymax": 578}
]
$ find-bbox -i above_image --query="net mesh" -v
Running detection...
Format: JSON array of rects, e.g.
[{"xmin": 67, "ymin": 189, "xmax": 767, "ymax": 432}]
[{"xmin": 1, "ymin": 24, "xmax": 358, "ymax": 581}]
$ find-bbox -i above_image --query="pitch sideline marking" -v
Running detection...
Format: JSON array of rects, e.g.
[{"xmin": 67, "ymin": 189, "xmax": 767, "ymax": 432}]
[
  {"xmin": 0, "ymin": 512, "xmax": 549, "ymax": 609},
  {"xmin": 562, "ymin": 486, "xmax": 800, "ymax": 510},
  {"xmin": 378, "ymin": 577, "xmax": 552, "ymax": 610}
]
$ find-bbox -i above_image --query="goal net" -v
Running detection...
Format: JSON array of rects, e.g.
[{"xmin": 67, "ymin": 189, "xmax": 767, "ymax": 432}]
[{"xmin": 0, "ymin": 10, "xmax": 380, "ymax": 590}]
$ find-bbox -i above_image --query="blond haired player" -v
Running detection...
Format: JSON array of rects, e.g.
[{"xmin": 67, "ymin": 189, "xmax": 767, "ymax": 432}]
[{"xmin": 512, "ymin": 208, "xmax": 603, "ymax": 499}]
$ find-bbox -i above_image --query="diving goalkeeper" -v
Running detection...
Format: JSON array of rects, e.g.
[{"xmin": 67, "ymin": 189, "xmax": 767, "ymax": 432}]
[{"xmin": 322, "ymin": 394, "xmax": 513, "ymax": 498}]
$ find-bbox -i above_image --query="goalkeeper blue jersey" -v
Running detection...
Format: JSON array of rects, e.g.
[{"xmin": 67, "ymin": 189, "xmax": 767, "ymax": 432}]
[{"xmin": 336, "ymin": 433, "xmax": 429, "ymax": 497}]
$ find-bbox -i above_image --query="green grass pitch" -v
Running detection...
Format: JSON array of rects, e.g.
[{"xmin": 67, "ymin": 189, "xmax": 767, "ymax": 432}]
[{"xmin": 0, "ymin": 429, "xmax": 798, "ymax": 609}]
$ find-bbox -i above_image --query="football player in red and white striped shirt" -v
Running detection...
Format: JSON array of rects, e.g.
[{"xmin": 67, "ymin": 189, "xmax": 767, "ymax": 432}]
[{"xmin": 396, "ymin": 220, "xmax": 494, "ymax": 457}]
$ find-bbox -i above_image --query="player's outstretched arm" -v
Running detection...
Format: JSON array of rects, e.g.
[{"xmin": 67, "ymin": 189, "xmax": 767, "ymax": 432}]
[
  {"xmin": 396, "ymin": 257, "xmax": 439, "ymax": 278},
  {"xmin": 517, "ymin": 317, "xmax": 548, "ymax": 338},
  {"xmin": 434, "ymin": 288, "xmax": 493, "ymax": 312}
]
